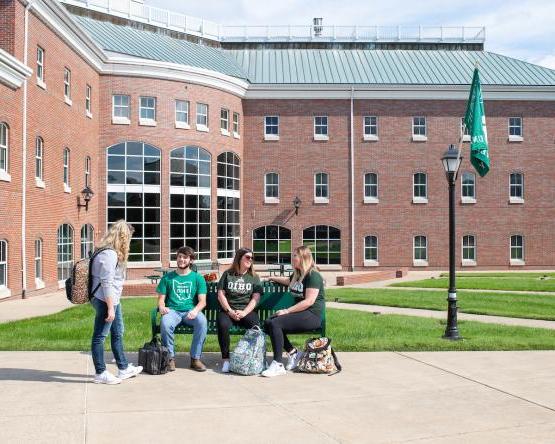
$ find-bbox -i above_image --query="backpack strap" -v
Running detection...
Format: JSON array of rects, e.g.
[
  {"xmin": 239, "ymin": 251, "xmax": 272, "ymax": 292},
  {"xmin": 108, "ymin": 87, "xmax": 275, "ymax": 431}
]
[
  {"xmin": 88, "ymin": 247, "xmax": 117, "ymax": 300},
  {"xmin": 328, "ymin": 348, "xmax": 342, "ymax": 376}
]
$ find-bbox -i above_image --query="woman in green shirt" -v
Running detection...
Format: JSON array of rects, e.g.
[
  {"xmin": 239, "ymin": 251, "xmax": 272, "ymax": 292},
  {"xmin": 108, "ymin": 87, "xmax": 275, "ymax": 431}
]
[
  {"xmin": 262, "ymin": 245, "xmax": 325, "ymax": 377},
  {"xmin": 217, "ymin": 248, "xmax": 264, "ymax": 373}
]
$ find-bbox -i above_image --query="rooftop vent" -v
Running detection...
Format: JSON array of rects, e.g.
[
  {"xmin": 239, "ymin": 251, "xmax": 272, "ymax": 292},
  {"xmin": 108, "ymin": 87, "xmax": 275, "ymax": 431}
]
[{"xmin": 313, "ymin": 17, "xmax": 323, "ymax": 37}]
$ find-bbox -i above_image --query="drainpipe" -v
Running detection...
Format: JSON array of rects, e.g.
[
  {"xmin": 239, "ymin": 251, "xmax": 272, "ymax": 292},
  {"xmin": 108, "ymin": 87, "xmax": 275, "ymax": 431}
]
[
  {"xmin": 21, "ymin": 1, "xmax": 37, "ymax": 298},
  {"xmin": 350, "ymin": 86, "xmax": 355, "ymax": 271}
]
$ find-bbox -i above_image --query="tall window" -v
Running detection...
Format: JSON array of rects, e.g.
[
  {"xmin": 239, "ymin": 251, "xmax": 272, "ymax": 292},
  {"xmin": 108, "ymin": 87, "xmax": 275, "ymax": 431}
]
[
  {"xmin": 0, "ymin": 122, "xmax": 8, "ymax": 174},
  {"xmin": 85, "ymin": 85, "xmax": 92, "ymax": 115},
  {"xmin": 413, "ymin": 173, "xmax": 427, "ymax": 199},
  {"xmin": 364, "ymin": 116, "xmax": 378, "ymax": 138},
  {"xmin": 413, "ymin": 235, "xmax": 427, "ymax": 261},
  {"xmin": 461, "ymin": 172, "xmax": 475, "ymax": 199},
  {"xmin": 461, "ymin": 117, "xmax": 470, "ymax": 141},
  {"xmin": 139, "ymin": 97, "xmax": 156, "ymax": 122},
  {"xmin": 85, "ymin": 156, "xmax": 91, "ymax": 187},
  {"xmin": 264, "ymin": 116, "xmax": 279, "ymax": 138},
  {"xmin": 35, "ymin": 239, "xmax": 42, "ymax": 281},
  {"xmin": 253, "ymin": 225, "xmax": 291, "ymax": 264},
  {"xmin": 196, "ymin": 103, "xmax": 209, "ymax": 128},
  {"xmin": 220, "ymin": 108, "xmax": 229, "ymax": 134},
  {"xmin": 364, "ymin": 235, "xmax": 378, "ymax": 262},
  {"xmin": 265, "ymin": 172, "xmax": 279, "ymax": 200},
  {"xmin": 314, "ymin": 116, "xmax": 328, "ymax": 138},
  {"xmin": 364, "ymin": 173, "xmax": 378, "ymax": 200},
  {"xmin": 170, "ymin": 146, "xmax": 211, "ymax": 261},
  {"xmin": 35, "ymin": 137, "xmax": 44, "ymax": 181},
  {"xmin": 314, "ymin": 172, "xmax": 329, "ymax": 200},
  {"xmin": 57, "ymin": 224, "xmax": 73, "ymax": 282},
  {"xmin": 0, "ymin": 240, "xmax": 7, "ymax": 288},
  {"xmin": 37, "ymin": 46, "xmax": 45, "ymax": 84},
  {"xmin": 462, "ymin": 235, "xmax": 476, "ymax": 262},
  {"xmin": 81, "ymin": 224, "xmax": 94, "ymax": 259},
  {"xmin": 175, "ymin": 100, "xmax": 189, "ymax": 126},
  {"xmin": 509, "ymin": 117, "xmax": 522, "ymax": 137},
  {"xmin": 510, "ymin": 173, "xmax": 524, "ymax": 199},
  {"xmin": 412, "ymin": 116, "xmax": 426, "ymax": 136},
  {"xmin": 63, "ymin": 148, "xmax": 70, "ymax": 188},
  {"xmin": 303, "ymin": 225, "xmax": 341, "ymax": 265},
  {"xmin": 233, "ymin": 112, "xmax": 240, "ymax": 136},
  {"xmin": 63, "ymin": 67, "xmax": 71, "ymax": 102},
  {"xmin": 510, "ymin": 235, "xmax": 524, "ymax": 261},
  {"xmin": 217, "ymin": 152, "xmax": 241, "ymax": 259},
  {"xmin": 112, "ymin": 95, "xmax": 130, "ymax": 121},
  {"xmin": 107, "ymin": 141, "xmax": 161, "ymax": 262}
]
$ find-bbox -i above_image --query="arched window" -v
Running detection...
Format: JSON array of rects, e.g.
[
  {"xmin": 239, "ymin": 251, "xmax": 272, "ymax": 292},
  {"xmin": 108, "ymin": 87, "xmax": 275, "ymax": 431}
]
[
  {"xmin": 413, "ymin": 235, "xmax": 427, "ymax": 262},
  {"xmin": 264, "ymin": 172, "xmax": 279, "ymax": 201},
  {"xmin": 0, "ymin": 240, "xmax": 7, "ymax": 288},
  {"xmin": 35, "ymin": 137, "xmax": 44, "ymax": 181},
  {"xmin": 462, "ymin": 235, "xmax": 476, "ymax": 262},
  {"xmin": 81, "ymin": 224, "xmax": 94, "ymax": 259},
  {"xmin": 170, "ymin": 146, "xmax": 211, "ymax": 261},
  {"xmin": 217, "ymin": 152, "xmax": 240, "ymax": 259},
  {"xmin": 57, "ymin": 224, "xmax": 73, "ymax": 282},
  {"xmin": 302, "ymin": 225, "xmax": 341, "ymax": 265},
  {"xmin": 106, "ymin": 141, "xmax": 161, "ymax": 262},
  {"xmin": 253, "ymin": 225, "xmax": 291, "ymax": 264},
  {"xmin": 510, "ymin": 235, "xmax": 524, "ymax": 261},
  {"xmin": 0, "ymin": 122, "xmax": 8, "ymax": 174},
  {"xmin": 364, "ymin": 235, "xmax": 378, "ymax": 263}
]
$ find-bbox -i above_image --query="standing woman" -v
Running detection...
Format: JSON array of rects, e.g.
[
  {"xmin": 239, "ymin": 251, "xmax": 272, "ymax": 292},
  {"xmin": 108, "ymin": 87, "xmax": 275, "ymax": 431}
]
[
  {"xmin": 90, "ymin": 220, "xmax": 143, "ymax": 384},
  {"xmin": 262, "ymin": 246, "xmax": 325, "ymax": 377},
  {"xmin": 217, "ymin": 248, "xmax": 264, "ymax": 373}
]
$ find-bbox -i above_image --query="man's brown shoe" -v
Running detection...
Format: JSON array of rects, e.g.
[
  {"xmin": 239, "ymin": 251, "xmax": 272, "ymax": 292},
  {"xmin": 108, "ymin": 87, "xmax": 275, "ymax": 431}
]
[
  {"xmin": 190, "ymin": 358, "xmax": 207, "ymax": 372},
  {"xmin": 168, "ymin": 358, "xmax": 176, "ymax": 372}
]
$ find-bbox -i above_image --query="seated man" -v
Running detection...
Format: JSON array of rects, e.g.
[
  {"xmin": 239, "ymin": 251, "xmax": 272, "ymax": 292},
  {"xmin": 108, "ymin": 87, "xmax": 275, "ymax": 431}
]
[{"xmin": 156, "ymin": 246, "xmax": 208, "ymax": 372}]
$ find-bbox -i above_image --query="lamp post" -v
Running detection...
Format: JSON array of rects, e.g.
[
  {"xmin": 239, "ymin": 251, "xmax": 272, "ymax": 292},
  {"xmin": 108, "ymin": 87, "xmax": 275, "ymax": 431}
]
[
  {"xmin": 77, "ymin": 185, "xmax": 94, "ymax": 211},
  {"xmin": 293, "ymin": 196, "xmax": 301, "ymax": 215},
  {"xmin": 441, "ymin": 145, "xmax": 462, "ymax": 340}
]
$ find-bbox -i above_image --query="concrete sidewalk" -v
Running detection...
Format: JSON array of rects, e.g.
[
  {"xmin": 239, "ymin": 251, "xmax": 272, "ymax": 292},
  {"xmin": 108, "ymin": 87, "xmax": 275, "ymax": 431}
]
[
  {"xmin": 0, "ymin": 351, "xmax": 554, "ymax": 443},
  {"xmin": 0, "ymin": 291, "xmax": 72, "ymax": 323}
]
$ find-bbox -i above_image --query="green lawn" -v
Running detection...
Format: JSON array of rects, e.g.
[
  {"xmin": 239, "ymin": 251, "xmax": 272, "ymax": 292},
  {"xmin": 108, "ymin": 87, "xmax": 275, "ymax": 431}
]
[
  {"xmin": 327, "ymin": 288, "xmax": 555, "ymax": 320},
  {"xmin": 0, "ymin": 297, "xmax": 554, "ymax": 352},
  {"xmin": 440, "ymin": 272, "xmax": 555, "ymax": 278},
  {"xmin": 391, "ymin": 275, "xmax": 555, "ymax": 292}
]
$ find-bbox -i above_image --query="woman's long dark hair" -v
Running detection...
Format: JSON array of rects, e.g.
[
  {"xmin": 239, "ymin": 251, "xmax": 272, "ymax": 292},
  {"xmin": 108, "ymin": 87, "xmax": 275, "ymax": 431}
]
[{"xmin": 229, "ymin": 247, "xmax": 256, "ymax": 276}]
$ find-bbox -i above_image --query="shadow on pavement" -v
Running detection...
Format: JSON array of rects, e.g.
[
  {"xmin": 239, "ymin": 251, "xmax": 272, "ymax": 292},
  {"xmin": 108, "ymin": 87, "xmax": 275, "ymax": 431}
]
[{"xmin": 0, "ymin": 368, "xmax": 89, "ymax": 383}]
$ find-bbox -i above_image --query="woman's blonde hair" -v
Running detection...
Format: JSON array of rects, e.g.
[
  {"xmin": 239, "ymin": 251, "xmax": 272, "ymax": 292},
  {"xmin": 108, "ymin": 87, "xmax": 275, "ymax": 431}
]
[
  {"xmin": 98, "ymin": 219, "xmax": 133, "ymax": 264},
  {"xmin": 290, "ymin": 245, "xmax": 316, "ymax": 285}
]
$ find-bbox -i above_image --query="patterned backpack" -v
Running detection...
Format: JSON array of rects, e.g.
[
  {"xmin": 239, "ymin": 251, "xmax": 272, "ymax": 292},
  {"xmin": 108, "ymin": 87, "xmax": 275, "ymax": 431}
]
[
  {"xmin": 295, "ymin": 337, "xmax": 342, "ymax": 375},
  {"xmin": 65, "ymin": 247, "xmax": 113, "ymax": 304},
  {"xmin": 230, "ymin": 326, "xmax": 267, "ymax": 375}
]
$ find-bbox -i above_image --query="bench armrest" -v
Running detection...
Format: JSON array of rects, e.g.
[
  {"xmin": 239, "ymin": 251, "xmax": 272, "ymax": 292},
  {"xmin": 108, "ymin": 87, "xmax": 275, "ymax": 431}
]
[{"xmin": 150, "ymin": 307, "xmax": 160, "ymax": 338}]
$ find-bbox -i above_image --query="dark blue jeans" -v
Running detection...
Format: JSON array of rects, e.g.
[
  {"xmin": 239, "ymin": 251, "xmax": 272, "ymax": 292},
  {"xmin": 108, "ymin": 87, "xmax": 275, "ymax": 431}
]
[{"xmin": 91, "ymin": 297, "xmax": 128, "ymax": 374}]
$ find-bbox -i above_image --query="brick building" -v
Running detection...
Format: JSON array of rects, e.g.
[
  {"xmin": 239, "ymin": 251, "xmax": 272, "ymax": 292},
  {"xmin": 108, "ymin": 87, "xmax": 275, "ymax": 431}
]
[{"xmin": 1, "ymin": 0, "xmax": 554, "ymax": 299}]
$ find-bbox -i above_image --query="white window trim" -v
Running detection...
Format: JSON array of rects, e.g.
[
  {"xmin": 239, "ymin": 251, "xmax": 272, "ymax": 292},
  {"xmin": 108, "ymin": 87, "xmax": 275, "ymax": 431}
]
[
  {"xmin": 314, "ymin": 134, "xmax": 329, "ymax": 141},
  {"xmin": 112, "ymin": 95, "xmax": 130, "ymax": 124},
  {"xmin": 509, "ymin": 135, "xmax": 524, "ymax": 142},
  {"xmin": 364, "ymin": 197, "xmax": 379, "ymax": 204},
  {"xmin": 86, "ymin": 110, "xmax": 93, "ymax": 119},
  {"xmin": 364, "ymin": 173, "xmax": 379, "ymax": 203},
  {"xmin": 63, "ymin": 68, "xmax": 71, "ymax": 104},
  {"xmin": 264, "ymin": 116, "xmax": 279, "ymax": 140},
  {"xmin": 462, "ymin": 134, "xmax": 471, "ymax": 142},
  {"xmin": 233, "ymin": 113, "xmax": 240, "ymax": 138},
  {"xmin": 126, "ymin": 261, "xmax": 163, "ymax": 269},
  {"xmin": 314, "ymin": 173, "xmax": 329, "ymax": 204},
  {"xmin": 412, "ymin": 196, "xmax": 428, "ymax": 204},
  {"xmin": 37, "ymin": 78, "xmax": 47, "ymax": 90},
  {"xmin": 508, "ymin": 117, "xmax": 523, "ymax": 142},
  {"xmin": 363, "ymin": 116, "xmax": 378, "ymax": 141},
  {"xmin": 264, "ymin": 197, "xmax": 280, "ymax": 204},
  {"xmin": 314, "ymin": 196, "xmax": 329, "ymax": 204},
  {"xmin": 264, "ymin": 172, "xmax": 279, "ymax": 203},
  {"xmin": 139, "ymin": 118, "xmax": 157, "ymax": 127},
  {"xmin": 196, "ymin": 124, "xmax": 209, "ymax": 132},
  {"xmin": 264, "ymin": 134, "xmax": 279, "ymax": 141},
  {"xmin": 461, "ymin": 236, "xmax": 477, "ymax": 266},
  {"xmin": 510, "ymin": 259, "xmax": 525, "ymax": 266},
  {"xmin": 175, "ymin": 121, "xmax": 190, "ymax": 129},
  {"xmin": 412, "ymin": 134, "xmax": 428, "ymax": 142},
  {"xmin": 313, "ymin": 116, "xmax": 328, "ymax": 140},
  {"xmin": 509, "ymin": 196, "xmax": 524, "ymax": 204},
  {"xmin": 64, "ymin": 184, "xmax": 71, "ymax": 194},
  {"xmin": 462, "ymin": 259, "xmax": 477, "ymax": 267},
  {"xmin": 413, "ymin": 259, "xmax": 429, "ymax": 267},
  {"xmin": 221, "ymin": 128, "xmax": 230, "ymax": 136},
  {"xmin": 64, "ymin": 96, "xmax": 72, "ymax": 106},
  {"xmin": 35, "ymin": 177, "xmax": 45, "ymax": 188},
  {"xmin": 363, "ymin": 134, "xmax": 379, "ymax": 142},
  {"xmin": 0, "ymin": 287, "xmax": 11, "ymax": 298},
  {"xmin": 364, "ymin": 259, "xmax": 380, "ymax": 267},
  {"xmin": 413, "ymin": 236, "xmax": 428, "ymax": 267},
  {"xmin": 220, "ymin": 109, "xmax": 230, "ymax": 135},
  {"xmin": 112, "ymin": 116, "xmax": 130, "ymax": 125},
  {"xmin": 233, "ymin": 131, "xmax": 240, "ymax": 139},
  {"xmin": 461, "ymin": 197, "xmax": 476, "ymax": 204},
  {"xmin": 412, "ymin": 117, "xmax": 427, "ymax": 141},
  {"xmin": 363, "ymin": 236, "xmax": 379, "ymax": 267},
  {"xmin": 509, "ymin": 235, "xmax": 525, "ymax": 265},
  {"xmin": 0, "ymin": 170, "xmax": 11, "ymax": 182},
  {"xmin": 35, "ymin": 278, "xmax": 45, "ymax": 289}
]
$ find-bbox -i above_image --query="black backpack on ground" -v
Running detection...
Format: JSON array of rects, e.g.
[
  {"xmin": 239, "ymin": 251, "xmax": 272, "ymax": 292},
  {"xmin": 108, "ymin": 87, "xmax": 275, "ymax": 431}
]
[{"xmin": 138, "ymin": 336, "xmax": 170, "ymax": 375}]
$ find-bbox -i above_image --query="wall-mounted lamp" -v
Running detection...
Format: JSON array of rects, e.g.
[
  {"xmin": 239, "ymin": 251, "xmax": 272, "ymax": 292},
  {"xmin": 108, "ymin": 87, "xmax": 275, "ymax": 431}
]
[
  {"xmin": 293, "ymin": 196, "xmax": 302, "ymax": 215},
  {"xmin": 77, "ymin": 185, "xmax": 94, "ymax": 211}
]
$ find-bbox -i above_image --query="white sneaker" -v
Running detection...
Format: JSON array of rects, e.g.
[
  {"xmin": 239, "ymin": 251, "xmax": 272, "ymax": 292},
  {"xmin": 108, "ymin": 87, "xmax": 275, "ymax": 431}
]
[
  {"xmin": 221, "ymin": 360, "xmax": 230, "ymax": 373},
  {"xmin": 93, "ymin": 370, "xmax": 121, "ymax": 385},
  {"xmin": 117, "ymin": 363, "xmax": 143, "ymax": 380},
  {"xmin": 286, "ymin": 349, "xmax": 302, "ymax": 371},
  {"xmin": 261, "ymin": 360, "xmax": 286, "ymax": 378}
]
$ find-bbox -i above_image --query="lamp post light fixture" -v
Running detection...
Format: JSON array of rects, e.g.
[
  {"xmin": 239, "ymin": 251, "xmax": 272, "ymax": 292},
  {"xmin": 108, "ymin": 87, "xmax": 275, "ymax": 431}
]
[
  {"xmin": 441, "ymin": 144, "xmax": 462, "ymax": 340},
  {"xmin": 77, "ymin": 185, "xmax": 94, "ymax": 211},
  {"xmin": 293, "ymin": 196, "xmax": 301, "ymax": 215}
]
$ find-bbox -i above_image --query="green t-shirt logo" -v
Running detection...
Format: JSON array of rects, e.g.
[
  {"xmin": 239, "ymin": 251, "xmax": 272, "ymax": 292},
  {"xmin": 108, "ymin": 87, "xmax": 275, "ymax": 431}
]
[
  {"xmin": 227, "ymin": 277, "xmax": 252, "ymax": 294},
  {"xmin": 290, "ymin": 281, "xmax": 304, "ymax": 294},
  {"xmin": 172, "ymin": 280, "xmax": 193, "ymax": 302}
]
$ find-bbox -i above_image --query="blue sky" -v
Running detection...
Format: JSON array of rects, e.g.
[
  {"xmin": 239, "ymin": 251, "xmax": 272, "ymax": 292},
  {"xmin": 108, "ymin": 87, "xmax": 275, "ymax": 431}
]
[{"xmin": 148, "ymin": 0, "xmax": 555, "ymax": 69}]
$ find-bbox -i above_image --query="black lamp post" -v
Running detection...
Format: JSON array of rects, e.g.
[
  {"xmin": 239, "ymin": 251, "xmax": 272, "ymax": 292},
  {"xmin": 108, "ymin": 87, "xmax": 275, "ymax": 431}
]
[
  {"xmin": 441, "ymin": 145, "xmax": 462, "ymax": 340},
  {"xmin": 77, "ymin": 185, "xmax": 94, "ymax": 211},
  {"xmin": 293, "ymin": 196, "xmax": 301, "ymax": 215}
]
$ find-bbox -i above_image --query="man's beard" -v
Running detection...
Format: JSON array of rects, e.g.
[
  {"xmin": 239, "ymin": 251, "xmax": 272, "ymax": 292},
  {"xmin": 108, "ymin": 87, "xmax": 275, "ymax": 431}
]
[{"xmin": 177, "ymin": 263, "xmax": 190, "ymax": 270}]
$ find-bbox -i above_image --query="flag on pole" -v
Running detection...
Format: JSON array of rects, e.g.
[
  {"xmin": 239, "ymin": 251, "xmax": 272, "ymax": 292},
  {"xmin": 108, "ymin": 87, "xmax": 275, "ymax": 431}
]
[{"xmin": 464, "ymin": 67, "xmax": 490, "ymax": 177}]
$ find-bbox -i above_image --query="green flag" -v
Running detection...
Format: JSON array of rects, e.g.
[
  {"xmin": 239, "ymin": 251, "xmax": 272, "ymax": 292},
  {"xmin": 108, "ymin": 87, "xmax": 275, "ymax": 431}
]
[{"xmin": 464, "ymin": 68, "xmax": 490, "ymax": 177}]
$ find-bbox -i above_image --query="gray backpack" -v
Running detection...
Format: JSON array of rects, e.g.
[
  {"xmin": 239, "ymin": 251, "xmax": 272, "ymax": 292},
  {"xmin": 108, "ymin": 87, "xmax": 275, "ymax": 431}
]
[{"xmin": 230, "ymin": 326, "xmax": 267, "ymax": 375}]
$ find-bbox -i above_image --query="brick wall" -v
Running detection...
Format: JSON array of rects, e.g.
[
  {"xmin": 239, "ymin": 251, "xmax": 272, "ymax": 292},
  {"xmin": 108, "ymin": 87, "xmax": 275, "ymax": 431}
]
[{"xmin": 0, "ymin": 0, "xmax": 16, "ymax": 55}]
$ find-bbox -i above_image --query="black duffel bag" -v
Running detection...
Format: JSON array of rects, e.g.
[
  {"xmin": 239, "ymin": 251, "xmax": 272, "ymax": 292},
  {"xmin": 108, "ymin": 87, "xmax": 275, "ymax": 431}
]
[{"xmin": 138, "ymin": 336, "xmax": 170, "ymax": 375}]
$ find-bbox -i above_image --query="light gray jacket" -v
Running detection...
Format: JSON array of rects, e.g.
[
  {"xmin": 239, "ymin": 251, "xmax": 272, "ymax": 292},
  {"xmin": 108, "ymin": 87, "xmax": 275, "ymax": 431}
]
[{"xmin": 90, "ymin": 249, "xmax": 125, "ymax": 306}]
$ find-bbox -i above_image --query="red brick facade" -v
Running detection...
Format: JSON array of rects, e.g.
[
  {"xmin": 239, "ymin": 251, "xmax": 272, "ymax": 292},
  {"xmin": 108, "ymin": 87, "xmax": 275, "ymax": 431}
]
[{"xmin": 1, "ymin": 1, "xmax": 554, "ymax": 300}]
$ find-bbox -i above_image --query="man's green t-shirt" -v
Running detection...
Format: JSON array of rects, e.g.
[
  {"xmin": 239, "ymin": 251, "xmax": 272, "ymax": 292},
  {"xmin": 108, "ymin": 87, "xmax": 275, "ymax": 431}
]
[
  {"xmin": 289, "ymin": 270, "xmax": 325, "ymax": 318},
  {"xmin": 217, "ymin": 270, "xmax": 264, "ymax": 310},
  {"xmin": 156, "ymin": 270, "xmax": 207, "ymax": 312}
]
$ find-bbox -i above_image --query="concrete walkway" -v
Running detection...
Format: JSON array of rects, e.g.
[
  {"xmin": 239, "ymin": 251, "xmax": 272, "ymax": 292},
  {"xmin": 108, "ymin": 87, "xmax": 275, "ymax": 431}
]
[
  {"xmin": 0, "ymin": 291, "xmax": 72, "ymax": 323},
  {"xmin": 1, "ymin": 351, "xmax": 554, "ymax": 443}
]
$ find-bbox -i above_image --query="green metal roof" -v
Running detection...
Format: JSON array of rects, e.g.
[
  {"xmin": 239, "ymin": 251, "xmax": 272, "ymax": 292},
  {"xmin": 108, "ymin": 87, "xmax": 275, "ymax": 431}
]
[
  {"xmin": 72, "ymin": 15, "xmax": 555, "ymax": 87},
  {"xmin": 72, "ymin": 15, "xmax": 247, "ymax": 79}
]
